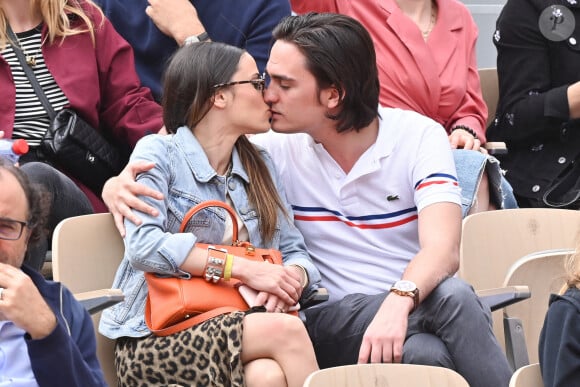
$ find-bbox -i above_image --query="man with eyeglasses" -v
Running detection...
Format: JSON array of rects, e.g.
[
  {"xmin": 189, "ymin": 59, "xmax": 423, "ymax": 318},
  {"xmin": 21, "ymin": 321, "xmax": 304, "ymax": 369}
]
[{"xmin": 0, "ymin": 159, "xmax": 106, "ymax": 386}]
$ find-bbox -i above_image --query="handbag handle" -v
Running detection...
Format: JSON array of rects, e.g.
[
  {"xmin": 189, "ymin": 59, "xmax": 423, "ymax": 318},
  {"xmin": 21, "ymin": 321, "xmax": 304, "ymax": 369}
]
[
  {"xmin": 6, "ymin": 24, "xmax": 56, "ymax": 120},
  {"xmin": 180, "ymin": 200, "xmax": 239, "ymax": 241}
]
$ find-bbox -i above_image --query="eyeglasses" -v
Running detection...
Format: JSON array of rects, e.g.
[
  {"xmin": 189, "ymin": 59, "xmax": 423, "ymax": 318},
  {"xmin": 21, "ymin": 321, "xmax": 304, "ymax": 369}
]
[
  {"xmin": 213, "ymin": 74, "xmax": 266, "ymax": 92},
  {"xmin": 0, "ymin": 217, "xmax": 28, "ymax": 241}
]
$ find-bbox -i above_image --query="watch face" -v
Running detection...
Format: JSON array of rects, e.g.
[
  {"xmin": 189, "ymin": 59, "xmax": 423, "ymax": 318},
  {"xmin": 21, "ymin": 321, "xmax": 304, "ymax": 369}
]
[{"xmin": 395, "ymin": 280, "xmax": 417, "ymax": 292}]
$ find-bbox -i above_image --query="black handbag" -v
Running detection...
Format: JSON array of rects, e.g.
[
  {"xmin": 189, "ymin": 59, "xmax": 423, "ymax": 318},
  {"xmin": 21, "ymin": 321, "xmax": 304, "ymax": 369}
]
[
  {"xmin": 8, "ymin": 25, "xmax": 127, "ymax": 195},
  {"xmin": 41, "ymin": 109, "xmax": 127, "ymax": 195},
  {"xmin": 542, "ymin": 161, "xmax": 580, "ymax": 210}
]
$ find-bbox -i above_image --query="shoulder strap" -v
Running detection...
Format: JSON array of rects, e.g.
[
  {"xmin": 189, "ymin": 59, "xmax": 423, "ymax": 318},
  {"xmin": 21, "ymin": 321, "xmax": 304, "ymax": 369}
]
[{"xmin": 6, "ymin": 24, "xmax": 56, "ymax": 120}]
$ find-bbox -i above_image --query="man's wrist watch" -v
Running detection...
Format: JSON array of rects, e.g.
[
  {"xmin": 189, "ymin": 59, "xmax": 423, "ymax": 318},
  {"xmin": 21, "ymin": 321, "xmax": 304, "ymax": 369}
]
[
  {"xmin": 390, "ymin": 280, "xmax": 420, "ymax": 312},
  {"xmin": 183, "ymin": 31, "xmax": 210, "ymax": 46}
]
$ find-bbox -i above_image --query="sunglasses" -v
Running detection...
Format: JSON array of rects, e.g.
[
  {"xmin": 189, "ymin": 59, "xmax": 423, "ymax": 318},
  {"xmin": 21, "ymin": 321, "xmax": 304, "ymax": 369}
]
[{"xmin": 213, "ymin": 73, "xmax": 266, "ymax": 92}]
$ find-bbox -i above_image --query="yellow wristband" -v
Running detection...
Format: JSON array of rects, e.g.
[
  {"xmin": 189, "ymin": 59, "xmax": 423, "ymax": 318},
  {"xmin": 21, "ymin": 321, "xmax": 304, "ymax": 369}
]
[{"xmin": 224, "ymin": 253, "xmax": 234, "ymax": 281}]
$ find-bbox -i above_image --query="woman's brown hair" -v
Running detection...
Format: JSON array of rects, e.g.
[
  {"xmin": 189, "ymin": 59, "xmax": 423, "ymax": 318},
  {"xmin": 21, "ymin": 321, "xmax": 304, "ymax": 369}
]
[{"xmin": 162, "ymin": 42, "xmax": 287, "ymax": 242}]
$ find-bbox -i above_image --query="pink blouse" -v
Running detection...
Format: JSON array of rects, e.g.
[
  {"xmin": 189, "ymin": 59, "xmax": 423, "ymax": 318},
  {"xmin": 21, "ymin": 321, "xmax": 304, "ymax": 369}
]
[{"xmin": 291, "ymin": 0, "xmax": 488, "ymax": 141}]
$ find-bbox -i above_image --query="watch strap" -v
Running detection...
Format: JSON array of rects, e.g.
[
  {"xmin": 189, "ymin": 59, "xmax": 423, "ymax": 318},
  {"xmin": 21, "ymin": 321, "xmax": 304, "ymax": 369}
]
[
  {"xmin": 390, "ymin": 287, "xmax": 419, "ymax": 313},
  {"xmin": 184, "ymin": 31, "xmax": 210, "ymax": 45}
]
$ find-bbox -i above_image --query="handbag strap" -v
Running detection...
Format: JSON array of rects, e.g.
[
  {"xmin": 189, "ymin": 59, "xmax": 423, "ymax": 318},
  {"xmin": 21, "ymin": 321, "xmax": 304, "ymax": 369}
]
[
  {"xmin": 144, "ymin": 296, "xmax": 239, "ymax": 336},
  {"xmin": 6, "ymin": 24, "xmax": 56, "ymax": 120},
  {"xmin": 180, "ymin": 200, "xmax": 239, "ymax": 241}
]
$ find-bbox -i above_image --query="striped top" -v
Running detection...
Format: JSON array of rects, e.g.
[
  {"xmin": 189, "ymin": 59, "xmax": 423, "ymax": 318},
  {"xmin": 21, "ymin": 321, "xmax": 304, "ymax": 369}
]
[{"xmin": 1, "ymin": 26, "xmax": 68, "ymax": 147}]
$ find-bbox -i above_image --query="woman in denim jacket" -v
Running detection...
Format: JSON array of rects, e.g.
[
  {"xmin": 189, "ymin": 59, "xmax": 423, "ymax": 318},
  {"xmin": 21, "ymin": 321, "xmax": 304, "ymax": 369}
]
[{"xmin": 99, "ymin": 42, "xmax": 320, "ymax": 386}]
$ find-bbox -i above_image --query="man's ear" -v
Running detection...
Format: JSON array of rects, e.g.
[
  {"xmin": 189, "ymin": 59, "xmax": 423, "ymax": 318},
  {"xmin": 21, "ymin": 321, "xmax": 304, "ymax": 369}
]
[{"xmin": 323, "ymin": 85, "xmax": 342, "ymax": 109}]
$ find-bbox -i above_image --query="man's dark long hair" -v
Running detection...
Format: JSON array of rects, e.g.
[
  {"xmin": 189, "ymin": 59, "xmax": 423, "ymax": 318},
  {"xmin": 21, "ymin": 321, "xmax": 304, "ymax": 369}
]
[{"xmin": 272, "ymin": 12, "xmax": 380, "ymax": 132}]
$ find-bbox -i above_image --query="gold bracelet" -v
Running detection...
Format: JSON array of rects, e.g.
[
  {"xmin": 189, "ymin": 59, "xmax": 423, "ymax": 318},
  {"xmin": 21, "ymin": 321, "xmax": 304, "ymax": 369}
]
[
  {"xmin": 290, "ymin": 264, "xmax": 309, "ymax": 289},
  {"xmin": 223, "ymin": 253, "xmax": 234, "ymax": 281}
]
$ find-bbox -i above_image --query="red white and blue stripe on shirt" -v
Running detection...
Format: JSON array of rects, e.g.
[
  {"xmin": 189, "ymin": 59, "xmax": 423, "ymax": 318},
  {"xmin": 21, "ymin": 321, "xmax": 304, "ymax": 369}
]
[
  {"xmin": 291, "ymin": 205, "xmax": 418, "ymax": 230},
  {"xmin": 291, "ymin": 173, "xmax": 458, "ymax": 230},
  {"xmin": 414, "ymin": 173, "xmax": 459, "ymax": 191}
]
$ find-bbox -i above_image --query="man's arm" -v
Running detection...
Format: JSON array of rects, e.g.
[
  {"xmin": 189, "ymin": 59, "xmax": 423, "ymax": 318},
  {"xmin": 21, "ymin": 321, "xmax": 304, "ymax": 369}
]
[
  {"xmin": 357, "ymin": 201, "xmax": 461, "ymax": 364},
  {"xmin": 145, "ymin": 0, "xmax": 206, "ymax": 46}
]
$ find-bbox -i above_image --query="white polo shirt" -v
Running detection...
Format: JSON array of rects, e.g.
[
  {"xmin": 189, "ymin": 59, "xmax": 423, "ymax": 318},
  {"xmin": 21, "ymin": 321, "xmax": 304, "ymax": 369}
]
[{"xmin": 252, "ymin": 107, "xmax": 461, "ymax": 303}]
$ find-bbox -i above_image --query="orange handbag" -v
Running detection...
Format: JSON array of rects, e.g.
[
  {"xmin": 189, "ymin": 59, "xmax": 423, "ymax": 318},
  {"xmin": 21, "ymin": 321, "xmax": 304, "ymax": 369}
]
[{"xmin": 144, "ymin": 200, "xmax": 286, "ymax": 336}]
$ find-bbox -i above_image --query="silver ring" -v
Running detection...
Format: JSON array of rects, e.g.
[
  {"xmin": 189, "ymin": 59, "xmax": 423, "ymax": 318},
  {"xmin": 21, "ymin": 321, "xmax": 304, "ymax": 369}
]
[{"xmin": 0, "ymin": 287, "xmax": 4, "ymax": 301}]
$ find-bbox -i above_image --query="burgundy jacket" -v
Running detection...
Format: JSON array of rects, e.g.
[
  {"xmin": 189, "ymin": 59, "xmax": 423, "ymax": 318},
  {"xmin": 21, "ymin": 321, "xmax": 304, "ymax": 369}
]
[{"xmin": 0, "ymin": 4, "xmax": 163, "ymax": 211}]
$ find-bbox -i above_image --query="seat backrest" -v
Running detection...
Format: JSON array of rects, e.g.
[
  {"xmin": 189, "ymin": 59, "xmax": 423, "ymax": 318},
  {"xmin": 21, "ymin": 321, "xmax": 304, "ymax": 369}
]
[
  {"xmin": 459, "ymin": 208, "xmax": 580, "ymax": 350},
  {"xmin": 52, "ymin": 213, "xmax": 123, "ymax": 387},
  {"xmin": 459, "ymin": 208, "xmax": 579, "ymax": 290},
  {"xmin": 503, "ymin": 249, "xmax": 572, "ymax": 365},
  {"xmin": 509, "ymin": 363, "xmax": 543, "ymax": 387},
  {"xmin": 479, "ymin": 67, "xmax": 499, "ymax": 127},
  {"xmin": 302, "ymin": 364, "xmax": 469, "ymax": 387}
]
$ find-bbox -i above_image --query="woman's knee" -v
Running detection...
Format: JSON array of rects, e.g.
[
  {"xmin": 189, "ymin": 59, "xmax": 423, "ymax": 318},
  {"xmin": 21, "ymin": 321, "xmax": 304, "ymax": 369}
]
[
  {"xmin": 21, "ymin": 162, "xmax": 63, "ymax": 188},
  {"xmin": 245, "ymin": 359, "xmax": 286, "ymax": 387},
  {"xmin": 243, "ymin": 313, "xmax": 311, "ymax": 356},
  {"xmin": 265, "ymin": 314, "xmax": 310, "ymax": 346},
  {"xmin": 21, "ymin": 162, "xmax": 92, "ymax": 217}
]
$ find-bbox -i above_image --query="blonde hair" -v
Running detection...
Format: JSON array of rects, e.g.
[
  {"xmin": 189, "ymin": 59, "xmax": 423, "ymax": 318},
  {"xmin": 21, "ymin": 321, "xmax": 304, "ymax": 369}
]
[
  {"xmin": 0, "ymin": 0, "xmax": 103, "ymax": 49},
  {"xmin": 561, "ymin": 235, "xmax": 580, "ymax": 293}
]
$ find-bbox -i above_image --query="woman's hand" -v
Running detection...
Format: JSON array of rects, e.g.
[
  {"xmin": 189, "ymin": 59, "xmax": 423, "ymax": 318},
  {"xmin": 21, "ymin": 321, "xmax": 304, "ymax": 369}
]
[
  {"xmin": 449, "ymin": 128, "xmax": 482, "ymax": 151},
  {"xmin": 101, "ymin": 161, "xmax": 164, "ymax": 237},
  {"xmin": 234, "ymin": 260, "xmax": 302, "ymax": 307}
]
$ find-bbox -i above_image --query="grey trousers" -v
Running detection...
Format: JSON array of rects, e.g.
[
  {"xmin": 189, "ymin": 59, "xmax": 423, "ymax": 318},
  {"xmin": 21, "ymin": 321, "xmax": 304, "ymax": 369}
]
[{"xmin": 304, "ymin": 277, "xmax": 512, "ymax": 387}]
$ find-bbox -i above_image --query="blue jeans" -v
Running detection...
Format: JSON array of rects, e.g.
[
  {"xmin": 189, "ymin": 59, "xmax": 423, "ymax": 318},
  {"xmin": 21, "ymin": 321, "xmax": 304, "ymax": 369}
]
[
  {"xmin": 21, "ymin": 162, "xmax": 93, "ymax": 271},
  {"xmin": 454, "ymin": 149, "xmax": 518, "ymax": 217},
  {"xmin": 304, "ymin": 277, "xmax": 512, "ymax": 387}
]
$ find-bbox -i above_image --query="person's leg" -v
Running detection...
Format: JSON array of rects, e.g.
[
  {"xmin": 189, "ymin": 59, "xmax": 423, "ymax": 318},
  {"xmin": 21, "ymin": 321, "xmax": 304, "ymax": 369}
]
[
  {"xmin": 304, "ymin": 293, "xmax": 385, "ymax": 368},
  {"xmin": 454, "ymin": 149, "xmax": 517, "ymax": 215},
  {"xmin": 454, "ymin": 149, "xmax": 489, "ymax": 216},
  {"xmin": 245, "ymin": 359, "xmax": 286, "ymax": 387},
  {"xmin": 20, "ymin": 162, "xmax": 93, "ymax": 270},
  {"xmin": 412, "ymin": 277, "xmax": 512, "ymax": 387},
  {"xmin": 469, "ymin": 171, "xmax": 494, "ymax": 214},
  {"xmin": 304, "ymin": 293, "xmax": 455, "ymax": 369},
  {"xmin": 241, "ymin": 313, "xmax": 318, "ymax": 387},
  {"xmin": 402, "ymin": 333, "xmax": 455, "ymax": 369}
]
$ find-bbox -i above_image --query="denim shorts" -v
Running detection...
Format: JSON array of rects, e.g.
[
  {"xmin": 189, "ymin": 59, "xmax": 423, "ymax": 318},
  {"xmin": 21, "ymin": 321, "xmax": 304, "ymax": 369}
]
[{"xmin": 453, "ymin": 149, "xmax": 518, "ymax": 217}]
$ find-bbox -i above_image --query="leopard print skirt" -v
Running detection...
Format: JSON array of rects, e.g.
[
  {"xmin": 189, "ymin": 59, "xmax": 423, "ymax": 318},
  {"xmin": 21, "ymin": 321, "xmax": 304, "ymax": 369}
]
[{"xmin": 115, "ymin": 311, "xmax": 246, "ymax": 387}]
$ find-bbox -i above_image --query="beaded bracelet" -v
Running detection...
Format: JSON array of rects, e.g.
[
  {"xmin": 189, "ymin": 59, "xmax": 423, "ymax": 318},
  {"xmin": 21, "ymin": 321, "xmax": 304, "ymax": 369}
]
[{"xmin": 451, "ymin": 125, "xmax": 478, "ymax": 140}]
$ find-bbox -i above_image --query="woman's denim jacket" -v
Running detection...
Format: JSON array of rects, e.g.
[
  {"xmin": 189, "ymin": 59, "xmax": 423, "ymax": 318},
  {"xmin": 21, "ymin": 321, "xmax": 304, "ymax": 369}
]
[{"xmin": 99, "ymin": 127, "xmax": 321, "ymax": 339}]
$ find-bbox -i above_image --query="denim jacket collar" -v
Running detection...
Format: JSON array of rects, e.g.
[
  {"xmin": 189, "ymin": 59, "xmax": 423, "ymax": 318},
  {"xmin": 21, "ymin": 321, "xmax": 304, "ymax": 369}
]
[{"xmin": 173, "ymin": 126, "xmax": 250, "ymax": 184}]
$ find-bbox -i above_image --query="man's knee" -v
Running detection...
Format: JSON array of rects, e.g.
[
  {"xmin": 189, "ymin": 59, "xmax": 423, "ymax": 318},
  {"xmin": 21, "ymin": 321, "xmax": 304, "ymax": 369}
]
[
  {"xmin": 403, "ymin": 333, "xmax": 455, "ymax": 369},
  {"xmin": 425, "ymin": 277, "xmax": 493, "ymax": 325},
  {"xmin": 431, "ymin": 278, "xmax": 484, "ymax": 307}
]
